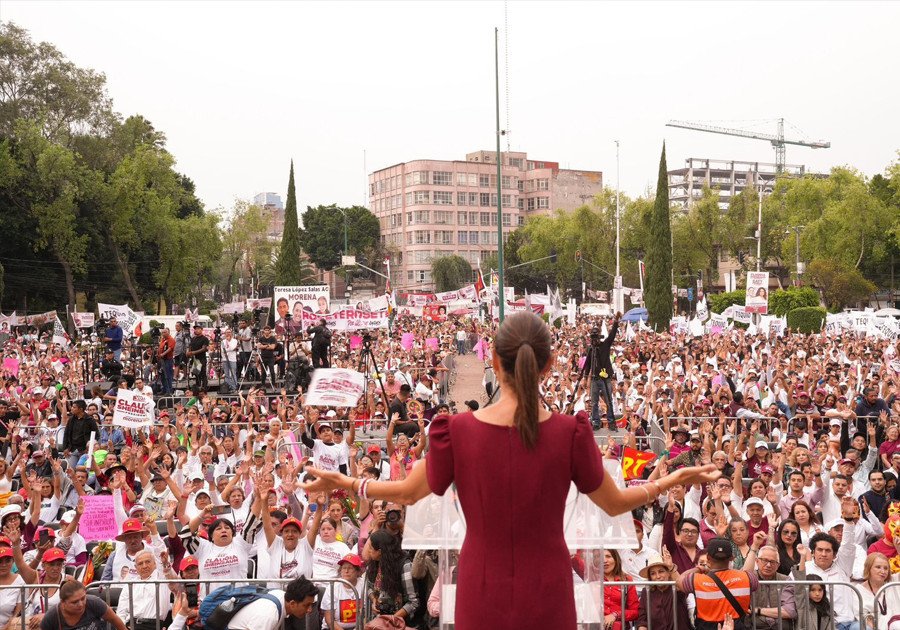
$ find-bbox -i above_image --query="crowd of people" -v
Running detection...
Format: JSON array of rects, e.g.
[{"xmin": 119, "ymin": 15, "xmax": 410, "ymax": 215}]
[{"xmin": 0, "ymin": 307, "xmax": 899, "ymax": 629}]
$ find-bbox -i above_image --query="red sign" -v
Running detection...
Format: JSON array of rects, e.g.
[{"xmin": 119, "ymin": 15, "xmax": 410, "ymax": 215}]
[
  {"xmin": 423, "ymin": 303, "xmax": 448, "ymax": 322},
  {"xmin": 622, "ymin": 447, "xmax": 656, "ymax": 481}
]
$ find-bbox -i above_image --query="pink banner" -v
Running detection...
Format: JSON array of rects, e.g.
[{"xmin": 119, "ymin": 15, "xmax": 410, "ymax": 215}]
[
  {"xmin": 401, "ymin": 333, "xmax": 415, "ymax": 350},
  {"xmin": 349, "ymin": 335, "xmax": 362, "ymax": 350},
  {"xmin": 474, "ymin": 339, "xmax": 485, "ymax": 361},
  {"xmin": 78, "ymin": 495, "xmax": 118, "ymax": 542},
  {"xmin": 1, "ymin": 359, "xmax": 19, "ymax": 377},
  {"xmin": 425, "ymin": 337, "xmax": 439, "ymax": 351}
]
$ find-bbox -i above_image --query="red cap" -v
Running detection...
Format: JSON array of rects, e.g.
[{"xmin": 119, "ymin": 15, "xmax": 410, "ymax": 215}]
[
  {"xmin": 180, "ymin": 556, "xmax": 199, "ymax": 572},
  {"xmin": 42, "ymin": 547, "xmax": 66, "ymax": 563},
  {"xmin": 633, "ymin": 519, "xmax": 645, "ymax": 531},
  {"xmin": 367, "ymin": 445, "xmax": 381, "ymax": 454},
  {"xmin": 280, "ymin": 517, "xmax": 303, "ymax": 532},
  {"xmin": 337, "ymin": 553, "xmax": 363, "ymax": 568},
  {"xmin": 33, "ymin": 527, "xmax": 56, "ymax": 542},
  {"xmin": 116, "ymin": 518, "xmax": 147, "ymax": 540},
  {"xmin": 0, "ymin": 536, "xmax": 10, "ymax": 547},
  {"xmin": 0, "ymin": 547, "xmax": 12, "ymax": 559}
]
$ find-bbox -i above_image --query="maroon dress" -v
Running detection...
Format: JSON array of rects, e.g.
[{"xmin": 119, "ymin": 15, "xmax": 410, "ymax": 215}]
[{"xmin": 426, "ymin": 410, "xmax": 605, "ymax": 630}]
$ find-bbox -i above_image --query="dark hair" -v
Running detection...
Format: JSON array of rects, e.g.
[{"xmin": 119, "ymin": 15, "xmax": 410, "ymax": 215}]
[
  {"xmin": 805, "ymin": 574, "xmax": 831, "ymax": 615},
  {"xmin": 367, "ymin": 529, "xmax": 408, "ymax": 599},
  {"xmin": 71, "ymin": 400, "xmax": 87, "ymax": 411},
  {"xmin": 869, "ymin": 469, "xmax": 885, "ymax": 480},
  {"xmin": 493, "ymin": 312, "xmax": 551, "ymax": 449},
  {"xmin": 399, "ymin": 384, "xmax": 411, "ymax": 394},
  {"xmin": 285, "ymin": 576, "xmax": 318, "ymax": 604},
  {"xmin": 60, "ymin": 579, "xmax": 86, "ymax": 602},
  {"xmin": 788, "ymin": 470, "xmax": 805, "ymax": 481},
  {"xmin": 206, "ymin": 518, "xmax": 235, "ymax": 541},
  {"xmin": 677, "ymin": 517, "xmax": 699, "ymax": 533},
  {"xmin": 809, "ymin": 532, "xmax": 838, "ymax": 555},
  {"xmin": 775, "ymin": 518, "xmax": 801, "ymax": 571}
]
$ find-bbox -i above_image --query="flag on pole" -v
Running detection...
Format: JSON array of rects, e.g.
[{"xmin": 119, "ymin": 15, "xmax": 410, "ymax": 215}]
[
  {"xmin": 53, "ymin": 316, "xmax": 70, "ymax": 347},
  {"xmin": 474, "ymin": 265, "xmax": 485, "ymax": 300}
]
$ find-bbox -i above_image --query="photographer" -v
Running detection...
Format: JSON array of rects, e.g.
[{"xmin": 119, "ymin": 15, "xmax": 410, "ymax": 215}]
[
  {"xmin": 99, "ymin": 349, "xmax": 124, "ymax": 382},
  {"xmin": 172, "ymin": 321, "xmax": 190, "ymax": 383},
  {"xmin": 582, "ymin": 311, "xmax": 621, "ymax": 430},
  {"xmin": 257, "ymin": 325, "xmax": 278, "ymax": 390},
  {"xmin": 157, "ymin": 328, "xmax": 176, "ymax": 394},
  {"xmin": 103, "ymin": 316, "xmax": 124, "ymax": 361},
  {"xmin": 307, "ymin": 318, "xmax": 331, "ymax": 368},
  {"xmin": 237, "ymin": 320, "xmax": 253, "ymax": 379}
]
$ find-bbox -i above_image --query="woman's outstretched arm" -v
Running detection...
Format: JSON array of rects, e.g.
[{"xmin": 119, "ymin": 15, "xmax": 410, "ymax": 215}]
[
  {"xmin": 301, "ymin": 459, "xmax": 432, "ymax": 506},
  {"xmin": 588, "ymin": 464, "xmax": 720, "ymax": 517}
]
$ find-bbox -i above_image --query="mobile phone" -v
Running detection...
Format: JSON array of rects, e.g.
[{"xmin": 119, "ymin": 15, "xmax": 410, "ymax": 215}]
[
  {"xmin": 39, "ymin": 529, "xmax": 49, "ymax": 545},
  {"xmin": 210, "ymin": 505, "xmax": 230, "ymax": 516},
  {"xmin": 309, "ymin": 504, "xmax": 317, "ymax": 513},
  {"xmin": 184, "ymin": 583, "xmax": 199, "ymax": 608}
]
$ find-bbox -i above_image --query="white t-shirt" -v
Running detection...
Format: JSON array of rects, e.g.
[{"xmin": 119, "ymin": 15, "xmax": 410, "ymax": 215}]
[
  {"xmin": 312, "ymin": 440, "xmax": 344, "ymax": 472},
  {"xmin": 194, "ymin": 536, "xmax": 252, "ymax": 593},
  {"xmin": 0, "ymin": 575, "xmax": 25, "ymax": 627},
  {"xmin": 312, "ymin": 537, "xmax": 350, "ymax": 580},
  {"xmin": 38, "ymin": 495, "xmax": 60, "ymax": 524},
  {"xmin": 320, "ymin": 578, "xmax": 363, "ymax": 629},
  {"xmin": 266, "ymin": 536, "xmax": 314, "ymax": 586},
  {"xmin": 227, "ymin": 589, "xmax": 285, "ymax": 630},
  {"xmin": 223, "ymin": 338, "xmax": 238, "ymax": 362}
]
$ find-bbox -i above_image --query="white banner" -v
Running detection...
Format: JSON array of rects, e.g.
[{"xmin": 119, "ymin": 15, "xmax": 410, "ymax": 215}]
[
  {"xmin": 305, "ymin": 368, "xmax": 366, "ymax": 407},
  {"xmin": 25, "ymin": 311, "xmax": 57, "ymax": 327},
  {"xmin": 70, "ymin": 312, "xmax": 95, "ymax": 328},
  {"xmin": 299, "ymin": 308, "xmax": 389, "ymax": 331},
  {"xmin": 745, "ymin": 272, "xmax": 769, "ymax": 314},
  {"xmin": 397, "ymin": 305, "xmax": 423, "ymax": 318},
  {"xmin": 696, "ymin": 298, "xmax": 709, "ymax": 322},
  {"xmin": 274, "ymin": 285, "xmax": 330, "ymax": 334},
  {"xmin": 435, "ymin": 290, "xmax": 460, "ymax": 303},
  {"xmin": 112, "ymin": 389, "xmax": 155, "ymax": 428},
  {"xmin": 629, "ymin": 289, "xmax": 643, "ymax": 304},
  {"xmin": 366, "ymin": 295, "xmax": 389, "ymax": 312},
  {"xmin": 0, "ymin": 313, "xmax": 17, "ymax": 329},
  {"xmin": 52, "ymin": 316, "xmax": 69, "ymax": 347},
  {"xmin": 458, "ymin": 285, "xmax": 477, "ymax": 300},
  {"xmin": 406, "ymin": 294, "xmax": 433, "ymax": 307},
  {"xmin": 220, "ymin": 301, "xmax": 245, "ymax": 314},
  {"xmin": 97, "ymin": 304, "xmax": 142, "ymax": 337}
]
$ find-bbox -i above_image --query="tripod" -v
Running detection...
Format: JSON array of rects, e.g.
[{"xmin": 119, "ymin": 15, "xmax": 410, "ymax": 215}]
[
  {"xmin": 357, "ymin": 335, "xmax": 390, "ymax": 432},
  {"xmin": 237, "ymin": 346, "xmax": 262, "ymax": 393}
]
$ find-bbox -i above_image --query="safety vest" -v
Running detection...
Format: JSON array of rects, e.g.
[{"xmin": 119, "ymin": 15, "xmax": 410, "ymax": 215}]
[{"xmin": 693, "ymin": 569, "xmax": 752, "ymax": 621}]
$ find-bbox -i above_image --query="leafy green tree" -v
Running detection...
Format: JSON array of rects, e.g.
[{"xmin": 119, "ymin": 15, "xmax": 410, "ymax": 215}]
[
  {"xmin": 217, "ymin": 200, "xmax": 273, "ymax": 301},
  {"xmin": 275, "ymin": 160, "xmax": 304, "ymax": 285},
  {"xmin": 708, "ymin": 290, "xmax": 746, "ymax": 314},
  {"xmin": 672, "ymin": 186, "xmax": 727, "ymax": 283},
  {"xmin": 805, "ymin": 259, "xmax": 877, "ymax": 311},
  {"xmin": 645, "ymin": 143, "xmax": 673, "ymax": 328},
  {"xmin": 431, "ymin": 255, "xmax": 473, "ymax": 292},
  {"xmin": 299, "ymin": 204, "xmax": 380, "ymax": 272},
  {"xmin": 768, "ymin": 287, "xmax": 819, "ymax": 316}
]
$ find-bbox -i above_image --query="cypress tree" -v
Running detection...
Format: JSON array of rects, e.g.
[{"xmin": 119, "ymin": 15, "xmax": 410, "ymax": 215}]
[
  {"xmin": 645, "ymin": 143, "xmax": 673, "ymax": 328},
  {"xmin": 275, "ymin": 160, "xmax": 304, "ymax": 285}
]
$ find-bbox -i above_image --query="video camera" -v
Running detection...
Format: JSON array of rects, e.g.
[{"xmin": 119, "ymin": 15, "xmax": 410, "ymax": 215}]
[{"xmin": 589, "ymin": 327, "xmax": 602, "ymax": 345}]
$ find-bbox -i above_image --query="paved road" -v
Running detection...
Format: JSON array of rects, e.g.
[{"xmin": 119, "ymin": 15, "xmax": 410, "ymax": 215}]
[{"xmin": 450, "ymin": 353, "xmax": 488, "ymax": 408}]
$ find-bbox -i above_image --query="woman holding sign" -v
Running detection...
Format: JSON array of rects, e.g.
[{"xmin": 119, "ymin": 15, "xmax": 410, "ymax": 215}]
[{"xmin": 300, "ymin": 312, "xmax": 720, "ymax": 630}]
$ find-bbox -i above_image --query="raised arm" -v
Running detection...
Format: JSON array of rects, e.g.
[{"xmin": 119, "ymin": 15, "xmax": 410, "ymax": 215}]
[{"xmin": 386, "ymin": 413, "xmax": 398, "ymax": 457}]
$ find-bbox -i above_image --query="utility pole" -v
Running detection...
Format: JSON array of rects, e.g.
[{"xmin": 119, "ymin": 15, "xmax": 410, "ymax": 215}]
[
  {"xmin": 615, "ymin": 140, "xmax": 621, "ymax": 314},
  {"xmin": 788, "ymin": 225, "xmax": 805, "ymax": 285},
  {"xmin": 495, "ymin": 27, "xmax": 505, "ymax": 323},
  {"xmin": 756, "ymin": 182, "xmax": 763, "ymax": 272}
]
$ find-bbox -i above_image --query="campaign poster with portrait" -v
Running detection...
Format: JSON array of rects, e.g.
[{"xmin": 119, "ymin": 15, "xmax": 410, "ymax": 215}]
[
  {"xmin": 423, "ymin": 303, "xmax": 448, "ymax": 322},
  {"xmin": 274, "ymin": 285, "xmax": 330, "ymax": 334},
  {"xmin": 745, "ymin": 272, "xmax": 769, "ymax": 314}
]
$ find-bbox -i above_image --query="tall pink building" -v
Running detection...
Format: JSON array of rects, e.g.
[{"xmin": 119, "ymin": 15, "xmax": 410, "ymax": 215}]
[{"xmin": 369, "ymin": 150, "xmax": 602, "ymax": 291}]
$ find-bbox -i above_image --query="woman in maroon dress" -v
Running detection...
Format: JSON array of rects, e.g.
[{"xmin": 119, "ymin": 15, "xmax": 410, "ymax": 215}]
[{"xmin": 302, "ymin": 312, "xmax": 719, "ymax": 630}]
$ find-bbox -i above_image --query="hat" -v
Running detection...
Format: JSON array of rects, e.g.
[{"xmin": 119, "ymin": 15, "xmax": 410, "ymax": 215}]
[
  {"xmin": 830, "ymin": 419, "xmax": 842, "ymax": 427},
  {"xmin": 60, "ymin": 510, "xmax": 76, "ymax": 524},
  {"xmin": 128, "ymin": 504, "xmax": 146, "ymax": 516},
  {"xmin": 179, "ymin": 556, "xmax": 199, "ymax": 572},
  {"xmin": 638, "ymin": 554, "xmax": 671, "ymax": 579},
  {"xmin": 824, "ymin": 519, "xmax": 844, "ymax": 531},
  {"xmin": 367, "ymin": 445, "xmax": 381, "ymax": 455},
  {"xmin": 317, "ymin": 422, "xmax": 332, "ymax": 431},
  {"xmin": 325, "ymin": 410, "xmax": 337, "ymax": 418},
  {"xmin": 760, "ymin": 464, "xmax": 774, "ymax": 475},
  {"xmin": 839, "ymin": 458, "xmax": 857, "ymax": 467},
  {"xmin": 33, "ymin": 527, "xmax": 56, "ymax": 542},
  {"xmin": 633, "ymin": 518, "xmax": 645, "ymax": 531},
  {"xmin": 0, "ymin": 505, "xmax": 22, "ymax": 522},
  {"xmin": 193, "ymin": 323, "xmax": 203, "ymax": 329},
  {"xmin": 195, "ymin": 490, "xmax": 211, "ymax": 499},
  {"xmin": 280, "ymin": 517, "xmax": 303, "ymax": 532},
  {"xmin": 671, "ymin": 427, "xmax": 689, "ymax": 435},
  {"xmin": 105, "ymin": 464, "xmax": 127, "ymax": 477},
  {"xmin": 0, "ymin": 536, "xmax": 10, "ymax": 547},
  {"xmin": 338, "ymin": 553, "xmax": 363, "ymax": 568},
  {"xmin": 253, "ymin": 450, "xmax": 265, "ymax": 457},
  {"xmin": 42, "ymin": 547, "xmax": 66, "ymax": 563},
  {"xmin": 754, "ymin": 441, "xmax": 769, "ymax": 450},
  {"xmin": 706, "ymin": 538, "xmax": 734, "ymax": 561},
  {"xmin": 798, "ymin": 391, "xmax": 810, "ymax": 398},
  {"xmin": 159, "ymin": 410, "xmax": 170, "ymax": 418},
  {"xmin": 0, "ymin": 547, "xmax": 13, "ymax": 559},
  {"xmin": 190, "ymin": 471, "xmax": 204, "ymax": 481},
  {"xmin": 744, "ymin": 497, "xmax": 765, "ymax": 509},
  {"xmin": 116, "ymin": 518, "xmax": 149, "ymax": 541},
  {"xmin": 814, "ymin": 388, "xmax": 827, "ymax": 396}
]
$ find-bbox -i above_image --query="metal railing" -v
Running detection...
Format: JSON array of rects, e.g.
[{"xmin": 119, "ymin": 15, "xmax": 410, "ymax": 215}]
[
  {"xmin": 874, "ymin": 581, "xmax": 900, "ymax": 628},
  {"xmin": 0, "ymin": 577, "xmax": 363, "ymax": 630}
]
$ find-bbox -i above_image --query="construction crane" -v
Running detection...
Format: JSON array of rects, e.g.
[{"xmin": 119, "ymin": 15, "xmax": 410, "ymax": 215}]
[{"xmin": 665, "ymin": 118, "xmax": 830, "ymax": 174}]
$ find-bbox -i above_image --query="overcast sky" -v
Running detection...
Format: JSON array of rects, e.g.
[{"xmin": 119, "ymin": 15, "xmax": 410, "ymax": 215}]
[{"xmin": 4, "ymin": 1, "xmax": 898, "ymax": 215}]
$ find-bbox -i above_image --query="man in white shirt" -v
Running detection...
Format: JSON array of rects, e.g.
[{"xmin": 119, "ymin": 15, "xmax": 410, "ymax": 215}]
[
  {"xmin": 132, "ymin": 377, "xmax": 154, "ymax": 400},
  {"xmin": 222, "ymin": 329, "xmax": 239, "ymax": 390},
  {"xmin": 116, "ymin": 550, "xmax": 179, "ymax": 630},
  {"xmin": 806, "ymin": 498, "xmax": 861, "ymax": 630}
]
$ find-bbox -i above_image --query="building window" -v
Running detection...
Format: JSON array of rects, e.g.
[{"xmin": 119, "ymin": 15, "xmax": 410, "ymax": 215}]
[
  {"xmin": 480, "ymin": 193, "xmax": 491, "ymax": 207},
  {"xmin": 414, "ymin": 230, "xmax": 431, "ymax": 244},
  {"xmin": 412, "ymin": 191, "xmax": 430, "ymax": 204},
  {"xmin": 527, "ymin": 198, "xmax": 535, "ymax": 211},
  {"xmin": 501, "ymin": 176, "xmax": 512, "ymax": 189},
  {"xmin": 405, "ymin": 171, "xmax": 428, "ymax": 186},
  {"xmin": 502, "ymin": 213, "xmax": 511, "ymax": 227},
  {"xmin": 415, "ymin": 270, "xmax": 432, "ymax": 283},
  {"xmin": 392, "ymin": 195, "xmax": 401, "ymax": 209},
  {"xmin": 481, "ymin": 232, "xmax": 492, "ymax": 245},
  {"xmin": 413, "ymin": 250, "xmax": 433, "ymax": 264},
  {"xmin": 458, "ymin": 211, "xmax": 467, "ymax": 225},
  {"xmin": 435, "ymin": 230, "xmax": 453, "ymax": 245},
  {"xmin": 406, "ymin": 211, "xmax": 413, "ymax": 225},
  {"xmin": 537, "ymin": 179, "xmax": 549, "ymax": 191},
  {"xmin": 479, "ymin": 174, "xmax": 491, "ymax": 188},
  {"xmin": 469, "ymin": 211, "xmax": 479, "ymax": 224},
  {"xmin": 413, "ymin": 210, "xmax": 430, "ymax": 224},
  {"xmin": 457, "ymin": 192, "xmax": 468, "ymax": 206},
  {"xmin": 434, "ymin": 210, "xmax": 454, "ymax": 224},
  {"xmin": 390, "ymin": 214, "xmax": 402, "ymax": 228},
  {"xmin": 517, "ymin": 179, "xmax": 524, "ymax": 192},
  {"xmin": 406, "ymin": 232, "xmax": 413, "ymax": 245},
  {"xmin": 458, "ymin": 231, "xmax": 468, "ymax": 245},
  {"xmin": 407, "ymin": 271, "xmax": 414, "ymax": 281},
  {"xmin": 480, "ymin": 212, "xmax": 491, "ymax": 226},
  {"xmin": 405, "ymin": 192, "xmax": 413, "ymax": 205},
  {"xmin": 467, "ymin": 173, "xmax": 477, "ymax": 187},
  {"xmin": 469, "ymin": 231, "xmax": 479, "ymax": 244},
  {"xmin": 517, "ymin": 215, "xmax": 525, "ymax": 226},
  {"xmin": 433, "ymin": 191, "xmax": 453, "ymax": 205},
  {"xmin": 537, "ymin": 197, "xmax": 549, "ymax": 209},
  {"xmin": 509, "ymin": 157, "xmax": 523, "ymax": 168},
  {"xmin": 456, "ymin": 172, "xmax": 468, "ymax": 186},
  {"xmin": 468, "ymin": 192, "xmax": 478, "ymax": 205},
  {"xmin": 517, "ymin": 197, "xmax": 524, "ymax": 210},
  {"xmin": 490, "ymin": 213, "xmax": 498, "ymax": 226},
  {"xmin": 491, "ymin": 193, "xmax": 498, "ymax": 207},
  {"xmin": 432, "ymin": 171, "xmax": 452, "ymax": 186},
  {"xmin": 501, "ymin": 194, "xmax": 514, "ymax": 207}
]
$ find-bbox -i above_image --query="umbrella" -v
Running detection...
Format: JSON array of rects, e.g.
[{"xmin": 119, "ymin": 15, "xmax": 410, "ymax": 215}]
[{"xmin": 621, "ymin": 307, "xmax": 648, "ymax": 322}]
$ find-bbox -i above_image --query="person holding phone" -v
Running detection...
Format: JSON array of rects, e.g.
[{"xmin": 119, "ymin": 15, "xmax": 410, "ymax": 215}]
[{"xmin": 300, "ymin": 312, "xmax": 719, "ymax": 630}]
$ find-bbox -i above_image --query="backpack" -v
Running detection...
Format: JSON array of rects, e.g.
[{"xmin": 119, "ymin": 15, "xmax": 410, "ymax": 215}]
[{"xmin": 198, "ymin": 585, "xmax": 282, "ymax": 630}]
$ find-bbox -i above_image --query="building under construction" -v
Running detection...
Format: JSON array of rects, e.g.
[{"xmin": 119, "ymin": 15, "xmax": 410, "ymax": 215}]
[{"xmin": 667, "ymin": 157, "xmax": 810, "ymax": 211}]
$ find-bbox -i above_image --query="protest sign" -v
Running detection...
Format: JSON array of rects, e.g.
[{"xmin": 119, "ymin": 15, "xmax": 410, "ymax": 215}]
[
  {"xmin": 425, "ymin": 337, "xmax": 439, "ymax": 351},
  {"xmin": 405, "ymin": 293, "xmax": 434, "ymax": 307},
  {"xmin": 112, "ymin": 389, "xmax": 155, "ymax": 429},
  {"xmin": 732, "ymin": 306, "xmax": 752, "ymax": 325},
  {"xmin": 0, "ymin": 313, "xmax": 18, "ymax": 328},
  {"xmin": 220, "ymin": 301, "xmax": 245, "ymax": 314},
  {"xmin": 621, "ymin": 447, "xmax": 656, "ymax": 481},
  {"xmin": 97, "ymin": 303, "xmax": 142, "ymax": 337},
  {"xmin": 696, "ymin": 298, "xmax": 709, "ymax": 322},
  {"xmin": 1, "ymin": 358, "xmax": 19, "ymax": 377},
  {"xmin": 25, "ymin": 311, "xmax": 57, "ymax": 328},
  {"xmin": 349, "ymin": 335, "xmax": 362, "ymax": 350},
  {"xmin": 367, "ymin": 294, "xmax": 389, "ymax": 312},
  {"xmin": 458, "ymin": 285, "xmax": 477, "ymax": 300},
  {"xmin": 274, "ymin": 285, "xmax": 330, "ymax": 334},
  {"xmin": 305, "ymin": 368, "xmax": 366, "ymax": 407},
  {"xmin": 245, "ymin": 297, "xmax": 271, "ymax": 311},
  {"xmin": 435, "ymin": 290, "xmax": 460, "ymax": 303},
  {"xmin": 79, "ymin": 495, "xmax": 118, "ymax": 542},
  {"xmin": 70, "ymin": 312, "xmax": 95, "ymax": 328},
  {"xmin": 401, "ymin": 333, "xmax": 415, "ymax": 350},
  {"xmin": 52, "ymin": 316, "xmax": 69, "ymax": 347},
  {"xmin": 745, "ymin": 272, "xmax": 769, "ymax": 314},
  {"xmin": 423, "ymin": 303, "xmax": 448, "ymax": 322},
  {"xmin": 297, "ymin": 308, "xmax": 389, "ymax": 331}
]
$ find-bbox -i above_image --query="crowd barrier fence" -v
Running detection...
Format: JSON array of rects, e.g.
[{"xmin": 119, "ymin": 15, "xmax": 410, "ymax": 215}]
[
  {"xmin": 0, "ymin": 577, "xmax": 363, "ymax": 630},
  {"xmin": 875, "ymin": 581, "xmax": 900, "ymax": 628}
]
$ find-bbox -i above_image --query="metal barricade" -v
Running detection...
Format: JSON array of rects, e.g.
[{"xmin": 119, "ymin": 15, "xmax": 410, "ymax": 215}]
[
  {"xmin": 594, "ymin": 433, "xmax": 667, "ymax": 454},
  {"xmin": 0, "ymin": 577, "xmax": 363, "ymax": 630},
  {"xmin": 875, "ymin": 581, "xmax": 900, "ymax": 628}
]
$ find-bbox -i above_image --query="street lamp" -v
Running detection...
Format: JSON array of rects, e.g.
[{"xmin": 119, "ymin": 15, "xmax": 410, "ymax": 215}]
[{"xmin": 786, "ymin": 225, "xmax": 804, "ymax": 285}]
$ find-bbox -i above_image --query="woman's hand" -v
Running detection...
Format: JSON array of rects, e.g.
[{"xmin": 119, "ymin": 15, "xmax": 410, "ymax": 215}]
[
  {"xmin": 298, "ymin": 467, "xmax": 352, "ymax": 495},
  {"xmin": 672, "ymin": 464, "xmax": 721, "ymax": 487},
  {"xmin": 604, "ymin": 613, "xmax": 616, "ymax": 629}
]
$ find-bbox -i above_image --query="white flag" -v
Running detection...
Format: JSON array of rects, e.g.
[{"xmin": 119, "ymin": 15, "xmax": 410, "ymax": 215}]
[
  {"xmin": 52, "ymin": 316, "xmax": 70, "ymax": 347},
  {"xmin": 112, "ymin": 389, "xmax": 155, "ymax": 428}
]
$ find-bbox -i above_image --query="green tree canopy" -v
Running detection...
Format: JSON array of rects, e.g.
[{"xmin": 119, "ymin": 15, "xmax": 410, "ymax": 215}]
[
  {"xmin": 645, "ymin": 143, "xmax": 673, "ymax": 328},
  {"xmin": 299, "ymin": 204, "xmax": 380, "ymax": 271},
  {"xmin": 431, "ymin": 255, "xmax": 473, "ymax": 292}
]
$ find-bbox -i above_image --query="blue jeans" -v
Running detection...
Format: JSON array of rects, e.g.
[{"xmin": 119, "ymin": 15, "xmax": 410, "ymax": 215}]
[
  {"xmin": 111, "ymin": 348, "xmax": 122, "ymax": 362},
  {"xmin": 590, "ymin": 378, "xmax": 616, "ymax": 429},
  {"xmin": 160, "ymin": 358, "xmax": 174, "ymax": 394},
  {"xmin": 836, "ymin": 622, "xmax": 859, "ymax": 630},
  {"xmin": 223, "ymin": 360, "xmax": 237, "ymax": 389},
  {"xmin": 456, "ymin": 339, "xmax": 466, "ymax": 354}
]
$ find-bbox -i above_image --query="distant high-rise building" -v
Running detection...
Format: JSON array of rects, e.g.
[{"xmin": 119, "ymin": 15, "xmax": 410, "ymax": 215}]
[
  {"xmin": 369, "ymin": 149, "xmax": 603, "ymax": 290},
  {"xmin": 253, "ymin": 192, "xmax": 283, "ymax": 209}
]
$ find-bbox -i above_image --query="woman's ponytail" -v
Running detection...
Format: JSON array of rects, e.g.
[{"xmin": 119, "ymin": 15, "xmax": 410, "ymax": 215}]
[{"xmin": 514, "ymin": 343, "xmax": 539, "ymax": 449}]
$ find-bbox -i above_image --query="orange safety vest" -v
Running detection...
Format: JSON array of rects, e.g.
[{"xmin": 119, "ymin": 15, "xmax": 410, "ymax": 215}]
[{"xmin": 693, "ymin": 569, "xmax": 752, "ymax": 621}]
